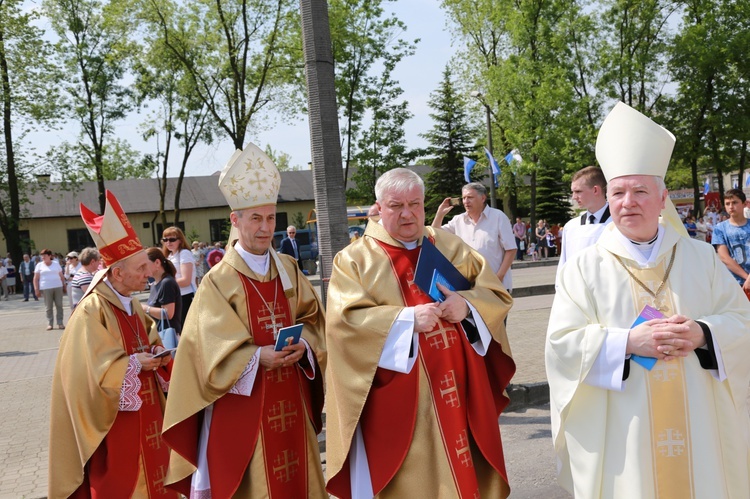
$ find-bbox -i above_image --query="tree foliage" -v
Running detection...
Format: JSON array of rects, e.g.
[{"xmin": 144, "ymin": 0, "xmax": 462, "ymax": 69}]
[{"xmin": 421, "ymin": 65, "xmax": 479, "ymax": 220}]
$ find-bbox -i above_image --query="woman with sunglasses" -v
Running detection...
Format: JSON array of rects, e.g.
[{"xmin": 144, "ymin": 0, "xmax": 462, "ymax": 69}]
[
  {"xmin": 144, "ymin": 247, "xmax": 183, "ymax": 337},
  {"xmin": 33, "ymin": 249, "xmax": 66, "ymax": 330},
  {"xmin": 162, "ymin": 227, "xmax": 196, "ymax": 324}
]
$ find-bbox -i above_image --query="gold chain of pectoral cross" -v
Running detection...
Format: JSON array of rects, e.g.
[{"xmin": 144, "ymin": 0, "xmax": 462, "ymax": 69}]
[
  {"xmin": 247, "ymin": 277, "xmax": 280, "ymax": 339},
  {"xmin": 613, "ymin": 246, "xmax": 676, "ymax": 311}
]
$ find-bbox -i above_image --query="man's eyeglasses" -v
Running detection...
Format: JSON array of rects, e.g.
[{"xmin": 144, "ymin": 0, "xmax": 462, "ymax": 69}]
[{"xmin": 162, "ymin": 237, "xmax": 179, "ymax": 243}]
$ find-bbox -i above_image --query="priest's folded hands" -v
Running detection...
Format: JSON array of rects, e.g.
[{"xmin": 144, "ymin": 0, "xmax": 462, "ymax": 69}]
[
  {"xmin": 627, "ymin": 314, "xmax": 707, "ymax": 361},
  {"xmin": 259, "ymin": 342, "xmax": 306, "ymax": 370}
]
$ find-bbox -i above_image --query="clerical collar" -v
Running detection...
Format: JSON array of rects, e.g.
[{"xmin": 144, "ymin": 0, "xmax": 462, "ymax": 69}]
[
  {"xmin": 587, "ymin": 203, "xmax": 609, "ymax": 223},
  {"xmin": 104, "ymin": 277, "xmax": 134, "ymax": 315},
  {"xmin": 235, "ymin": 242, "xmax": 270, "ymax": 276},
  {"xmin": 613, "ymin": 226, "xmax": 665, "ymax": 266}
]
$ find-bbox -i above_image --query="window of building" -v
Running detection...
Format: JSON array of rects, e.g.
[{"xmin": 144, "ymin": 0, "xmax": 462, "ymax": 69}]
[
  {"xmin": 156, "ymin": 221, "xmax": 186, "ymax": 237},
  {"xmin": 67, "ymin": 229, "xmax": 95, "ymax": 252},
  {"xmin": 209, "ymin": 219, "xmax": 231, "ymax": 244}
]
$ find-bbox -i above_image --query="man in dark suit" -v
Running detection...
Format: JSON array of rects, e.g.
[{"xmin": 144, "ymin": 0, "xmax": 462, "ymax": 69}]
[{"xmin": 279, "ymin": 225, "xmax": 303, "ymax": 269}]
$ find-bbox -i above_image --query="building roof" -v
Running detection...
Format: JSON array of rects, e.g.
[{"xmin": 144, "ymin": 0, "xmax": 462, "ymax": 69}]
[
  {"xmin": 24, "ymin": 170, "xmax": 317, "ymax": 219},
  {"xmin": 23, "ymin": 164, "xmax": 433, "ymax": 219}
]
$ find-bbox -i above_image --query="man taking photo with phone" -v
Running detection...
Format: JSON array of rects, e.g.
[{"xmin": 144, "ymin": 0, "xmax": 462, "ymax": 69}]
[{"xmin": 432, "ymin": 182, "xmax": 516, "ymax": 293}]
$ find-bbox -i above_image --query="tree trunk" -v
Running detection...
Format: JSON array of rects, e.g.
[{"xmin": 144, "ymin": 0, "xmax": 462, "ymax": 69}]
[
  {"xmin": 0, "ymin": 25, "xmax": 22, "ymax": 265},
  {"xmin": 299, "ymin": 0, "xmax": 349, "ymax": 306}
]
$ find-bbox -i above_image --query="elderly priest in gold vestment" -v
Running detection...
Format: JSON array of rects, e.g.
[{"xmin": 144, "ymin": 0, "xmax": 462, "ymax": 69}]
[
  {"xmin": 49, "ymin": 190, "xmax": 176, "ymax": 498},
  {"xmin": 546, "ymin": 102, "xmax": 750, "ymax": 499},
  {"xmin": 325, "ymin": 168, "xmax": 516, "ymax": 498},
  {"xmin": 162, "ymin": 143, "xmax": 327, "ymax": 498}
]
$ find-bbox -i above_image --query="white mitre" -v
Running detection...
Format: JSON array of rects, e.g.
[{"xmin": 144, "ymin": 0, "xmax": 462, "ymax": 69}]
[
  {"xmin": 218, "ymin": 142, "xmax": 281, "ymax": 210},
  {"xmin": 596, "ymin": 101, "xmax": 687, "ymax": 238},
  {"xmin": 218, "ymin": 142, "xmax": 294, "ymax": 296},
  {"xmin": 596, "ymin": 101, "xmax": 675, "ymax": 182}
]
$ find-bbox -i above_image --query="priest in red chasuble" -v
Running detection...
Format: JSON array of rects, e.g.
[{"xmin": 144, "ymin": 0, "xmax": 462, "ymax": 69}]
[
  {"xmin": 162, "ymin": 142, "xmax": 327, "ymax": 498},
  {"xmin": 49, "ymin": 190, "xmax": 176, "ymax": 498},
  {"xmin": 325, "ymin": 168, "xmax": 516, "ymax": 498}
]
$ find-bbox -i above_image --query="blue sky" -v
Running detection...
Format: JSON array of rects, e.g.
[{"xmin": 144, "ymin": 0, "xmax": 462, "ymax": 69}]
[{"xmin": 29, "ymin": 1, "xmax": 455, "ymax": 178}]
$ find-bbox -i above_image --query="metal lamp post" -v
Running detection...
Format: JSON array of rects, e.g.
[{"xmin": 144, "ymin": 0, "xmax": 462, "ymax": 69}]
[{"xmin": 471, "ymin": 90, "xmax": 497, "ymax": 209}]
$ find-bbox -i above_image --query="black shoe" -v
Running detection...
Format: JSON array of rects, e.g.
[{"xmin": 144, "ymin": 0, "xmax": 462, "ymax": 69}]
[{"xmin": 23, "ymin": 299, "xmax": 28, "ymax": 302}]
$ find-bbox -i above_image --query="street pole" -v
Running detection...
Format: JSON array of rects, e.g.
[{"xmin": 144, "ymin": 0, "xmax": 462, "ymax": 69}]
[{"xmin": 484, "ymin": 103, "xmax": 498, "ymax": 209}]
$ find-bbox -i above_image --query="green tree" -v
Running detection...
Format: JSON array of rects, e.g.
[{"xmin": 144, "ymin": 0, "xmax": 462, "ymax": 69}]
[
  {"xmin": 264, "ymin": 144, "xmax": 296, "ymax": 171},
  {"xmin": 132, "ymin": 25, "xmax": 214, "ymax": 228},
  {"xmin": 326, "ymin": 0, "xmax": 417, "ymax": 190},
  {"xmin": 44, "ymin": 0, "xmax": 136, "ymax": 213},
  {"xmin": 420, "ymin": 65, "xmax": 478, "ymax": 220},
  {"xmin": 47, "ymin": 138, "xmax": 156, "ymax": 181},
  {"xmin": 443, "ymin": 0, "xmax": 595, "ymax": 229},
  {"xmin": 348, "ymin": 57, "xmax": 415, "ymax": 204},
  {"xmin": 140, "ymin": 0, "xmax": 299, "ymax": 150},
  {"xmin": 0, "ymin": 0, "xmax": 58, "ymax": 264}
]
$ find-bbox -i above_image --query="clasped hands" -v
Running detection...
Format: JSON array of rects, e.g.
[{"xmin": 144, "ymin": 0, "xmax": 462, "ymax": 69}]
[
  {"xmin": 260, "ymin": 342, "xmax": 306, "ymax": 370},
  {"xmin": 627, "ymin": 314, "xmax": 706, "ymax": 361},
  {"xmin": 414, "ymin": 284, "xmax": 469, "ymax": 333}
]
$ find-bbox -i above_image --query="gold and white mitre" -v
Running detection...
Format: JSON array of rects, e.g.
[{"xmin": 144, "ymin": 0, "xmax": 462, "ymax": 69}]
[
  {"xmin": 218, "ymin": 142, "xmax": 293, "ymax": 295},
  {"xmin": 596, "ymin": 101, "xmax": 687, "ymax": 236},
  {"xmin": 218, "ymin": 142, "xmax": 281, "ymax": 210}
]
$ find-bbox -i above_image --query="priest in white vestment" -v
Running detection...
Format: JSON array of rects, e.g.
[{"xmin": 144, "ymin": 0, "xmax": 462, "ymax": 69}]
[{"xmin": 546, "ymin": 102, "xmax": 750, "ymax": 499}]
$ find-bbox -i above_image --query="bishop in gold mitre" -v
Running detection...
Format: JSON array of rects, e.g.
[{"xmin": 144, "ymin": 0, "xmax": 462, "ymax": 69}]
[
  {"xmin": 49, "ymin": 190, "xmax": 176, "ymax": 498},
  {"xmin": 162, "ymin": 142, "xmax": 327, "ymax": 498},
  {"xmin": 546, "ymin": 102, "xmax": 750, "ymax": 498}
]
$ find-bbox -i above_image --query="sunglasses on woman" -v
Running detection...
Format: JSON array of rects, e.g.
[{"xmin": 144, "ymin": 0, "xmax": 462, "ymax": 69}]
[{"xmin": 162, "ymin": 237, "xmax": 179, "ymax": 243}]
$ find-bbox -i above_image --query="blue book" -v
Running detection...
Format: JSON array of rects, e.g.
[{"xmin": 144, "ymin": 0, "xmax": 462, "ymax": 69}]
[
  {"xmin": 414, "ymin": 236, "xmax": 471, "ymax": 302},
  {"xmin": 630, "ymin": 305, "xmax": 663, "ymax": 370},
  {"xmin": 274, "ymin": 324, "xmax": 303, "ymax": 351}
]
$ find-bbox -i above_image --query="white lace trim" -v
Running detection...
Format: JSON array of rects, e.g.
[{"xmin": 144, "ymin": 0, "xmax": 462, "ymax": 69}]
[
  {"xmin": 156, "ymin": 372, "xmax": 170, "ymax": 393},
  {"xmin": 228, "ymin": 348, "xmax": 260, "ymax": 396},
  {"xmin": 119, "ymin": 355, "xmax": 142, "ymax": 411}
]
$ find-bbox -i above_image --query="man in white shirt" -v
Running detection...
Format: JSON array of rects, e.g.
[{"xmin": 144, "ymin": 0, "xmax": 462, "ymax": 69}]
[
  {"xmin": 557, "ymin": 166, "xmax": 611, "ymax": 276},
  {"xmin": 432, "ymin": 182, "xmax": 516, "ymax": 292}
]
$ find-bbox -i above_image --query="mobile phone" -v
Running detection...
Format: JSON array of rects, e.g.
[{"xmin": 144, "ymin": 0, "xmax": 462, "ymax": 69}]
[
  {"xmin": 152, "ymin": 348, "xmax": 177, "ymax": 359},
  {"xmin": 449, "ymin": 197, "xmax": 461, "ymax": 207}
]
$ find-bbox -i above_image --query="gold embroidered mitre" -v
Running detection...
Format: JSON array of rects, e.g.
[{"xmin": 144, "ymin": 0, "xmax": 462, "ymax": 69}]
[
  {"xmin": 218, "ymin": 142, "xmax": 281, "ymax": 210},
  {"xmin": 80, "ymin": 190, "xmax": 143, "ymax": 267}
]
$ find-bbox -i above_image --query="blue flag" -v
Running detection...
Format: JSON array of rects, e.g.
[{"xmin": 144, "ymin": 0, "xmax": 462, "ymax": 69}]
[
  {"xmin": 505, "ymin": 149, "xmax": 523, "ymax": 164},
  {"xmin": 703, "ymin": 179, "xmax": 710, "ymax": 195},
  {"xmin": 484, "ymin": 147, "xmax": 501, "ymax": 176},
  {"xmin": 463, "ymin": 157, "xmax": 477, "ymax": 183},
  {"xmin": 746, "ymin": 174, "xmax": 750, "ymax": 187}
]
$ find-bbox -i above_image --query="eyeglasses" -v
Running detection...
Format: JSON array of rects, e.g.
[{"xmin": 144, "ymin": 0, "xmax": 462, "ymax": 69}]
[{"xmin": 162, "ymin": 237, "xmax": 179, "ymax": 243}]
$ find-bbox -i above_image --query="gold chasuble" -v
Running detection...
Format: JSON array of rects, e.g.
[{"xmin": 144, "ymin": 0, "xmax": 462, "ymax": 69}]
[
  {"xmin": 162, "ymin": 245, "xmax": 327, "ymax": 499},
  {"xmin": 49, "ymin": 279, "xmax": 177, "ymax": 499},
  {"xmin": 325, "ymin": 223, "xmax": 516, "ymax": 499},
  {"xmin": 547, "ymin": 223, "xmax": 750, "ymax": 499}
]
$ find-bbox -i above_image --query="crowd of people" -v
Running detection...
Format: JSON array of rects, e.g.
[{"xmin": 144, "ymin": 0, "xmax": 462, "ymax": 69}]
[{"xmin": 20, "ymin": 103, "xmax": 750, "ymax": 498}]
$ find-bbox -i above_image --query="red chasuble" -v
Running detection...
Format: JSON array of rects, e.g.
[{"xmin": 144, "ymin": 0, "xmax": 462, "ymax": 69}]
[
  {"xmin": 72, "ymin": 305, "xmax": 176, "ymax": 498},
  {"xmin": 180, "ymin": 274, "xmax": 322, "ymax": 499},
  {"xmin": 351, "ymin": 240, "xmax": 513, "ymax": 497}
]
